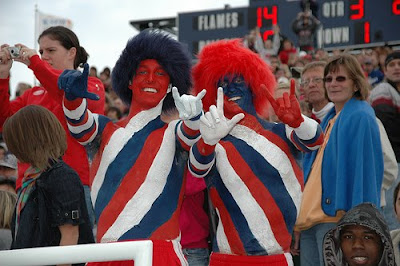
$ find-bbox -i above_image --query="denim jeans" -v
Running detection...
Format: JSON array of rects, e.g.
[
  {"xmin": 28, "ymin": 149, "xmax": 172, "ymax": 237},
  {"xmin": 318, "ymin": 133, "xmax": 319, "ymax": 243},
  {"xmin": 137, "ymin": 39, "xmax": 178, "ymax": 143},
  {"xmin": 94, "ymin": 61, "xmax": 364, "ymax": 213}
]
[
  {"xmin": 83, "ymin": 185, "xmax": 96, "ymax": 228},
  {"xmin": 183, "ymin": 248, "xmax": 210, "ymax": 266},
  {"xmin": 300, "ymin": 222, "xmax": 336, "ymax": 266},
  {"xmin": 382, "ymin": 164, "xmax": 400, "ymax": 231}
]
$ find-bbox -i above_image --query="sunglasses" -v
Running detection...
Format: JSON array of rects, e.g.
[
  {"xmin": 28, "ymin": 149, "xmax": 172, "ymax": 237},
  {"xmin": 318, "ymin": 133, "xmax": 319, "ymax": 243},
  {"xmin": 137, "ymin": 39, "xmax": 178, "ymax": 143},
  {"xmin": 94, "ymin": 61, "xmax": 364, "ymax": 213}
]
[{"xmin": 323, "ymin": 76, "xmax": 347, "ymax": 83}]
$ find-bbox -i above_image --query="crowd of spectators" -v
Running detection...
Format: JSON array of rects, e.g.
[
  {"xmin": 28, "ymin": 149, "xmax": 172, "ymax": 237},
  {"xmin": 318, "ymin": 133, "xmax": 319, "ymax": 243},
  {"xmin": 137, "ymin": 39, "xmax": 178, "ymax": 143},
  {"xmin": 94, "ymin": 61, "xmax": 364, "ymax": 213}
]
[
  {"xmin": 89, "ymin": 66, "xmax": 129, "ymax": 121},
  {"xmin": 242, "ymin": 21, "xmax": 400, "ymax": 265},
  {"xmin": 243, "ymin": 23, "xmax": 398, "ymax": 121},
  {"xmin": 0, "ymin": 20, "xmax": 399, "ymax": 265}
]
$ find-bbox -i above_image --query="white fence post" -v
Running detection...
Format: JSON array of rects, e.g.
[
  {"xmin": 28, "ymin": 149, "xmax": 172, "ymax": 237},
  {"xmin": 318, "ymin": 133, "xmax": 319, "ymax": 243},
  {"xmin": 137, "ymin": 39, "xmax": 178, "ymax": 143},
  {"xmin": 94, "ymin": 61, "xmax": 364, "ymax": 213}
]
[{"xmin": 0, "ymin": 240, "xmax": 153, "ymax": 266}]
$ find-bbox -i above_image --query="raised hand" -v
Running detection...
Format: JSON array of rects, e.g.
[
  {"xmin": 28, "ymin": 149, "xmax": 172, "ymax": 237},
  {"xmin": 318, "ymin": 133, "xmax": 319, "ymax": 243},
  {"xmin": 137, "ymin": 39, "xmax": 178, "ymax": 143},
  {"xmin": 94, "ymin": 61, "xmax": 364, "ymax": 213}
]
[
  {"xmin": 0, "ymin": 44, "xmax": 13, "ymax": 78},
  {"xmin": 58, "ymin": 63, "xmax": 99, "ymax": 101},
  {"xmin": 172, "ymin": 87, "xmax": 206, "ymax": 120},
  {"xmin": 13, "ymin": 43, "xmax": 38, "ymax": 66},
  {"xmin": 200, "ymin": 87, "xmax": 244, "ymax": 145},
  {"xmin": 265, "ymin": 79, "xmax": 304, "ymax": 128}
]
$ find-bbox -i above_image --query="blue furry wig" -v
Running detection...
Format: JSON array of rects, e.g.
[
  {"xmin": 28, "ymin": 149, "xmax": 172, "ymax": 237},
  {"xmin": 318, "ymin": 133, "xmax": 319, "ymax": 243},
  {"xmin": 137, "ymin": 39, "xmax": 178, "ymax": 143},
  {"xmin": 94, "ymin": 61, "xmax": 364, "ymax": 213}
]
[{"xmin": 112, "ymin": 29, "xmax": 192, "ymax": 112}]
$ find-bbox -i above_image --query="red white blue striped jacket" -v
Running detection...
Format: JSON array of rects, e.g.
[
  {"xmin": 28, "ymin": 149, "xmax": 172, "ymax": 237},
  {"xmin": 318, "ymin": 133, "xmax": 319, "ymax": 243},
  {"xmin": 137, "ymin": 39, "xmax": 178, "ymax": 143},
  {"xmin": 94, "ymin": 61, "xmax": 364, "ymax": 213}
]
[
  {"xmin": 189, "ymin": 114, "xmax": 323, "ymax": 256},
  {"xmin": 63, "ymin": 98, "xmax": 200, "ymax": 243}
]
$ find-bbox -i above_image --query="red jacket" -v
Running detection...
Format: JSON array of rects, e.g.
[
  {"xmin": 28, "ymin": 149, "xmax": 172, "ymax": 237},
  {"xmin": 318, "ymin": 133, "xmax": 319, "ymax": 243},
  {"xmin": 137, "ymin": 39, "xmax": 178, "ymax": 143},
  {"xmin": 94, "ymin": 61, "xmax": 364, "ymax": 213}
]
[
  {"xmin": 0, "ymin": 55, "xmax": 105, "ymax": 189},
  {"xmin": 278, "ymin": 48, "xmax": 297, "ymax": 65}
]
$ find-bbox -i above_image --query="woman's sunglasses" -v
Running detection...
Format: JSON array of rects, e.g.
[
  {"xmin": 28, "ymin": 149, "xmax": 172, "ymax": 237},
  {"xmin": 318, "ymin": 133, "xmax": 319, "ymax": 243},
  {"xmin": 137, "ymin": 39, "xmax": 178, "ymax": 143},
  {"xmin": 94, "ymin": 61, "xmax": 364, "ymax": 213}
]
[{"xmin": 323, "ymin": 76, "xmax": 347, "ymax": 83}]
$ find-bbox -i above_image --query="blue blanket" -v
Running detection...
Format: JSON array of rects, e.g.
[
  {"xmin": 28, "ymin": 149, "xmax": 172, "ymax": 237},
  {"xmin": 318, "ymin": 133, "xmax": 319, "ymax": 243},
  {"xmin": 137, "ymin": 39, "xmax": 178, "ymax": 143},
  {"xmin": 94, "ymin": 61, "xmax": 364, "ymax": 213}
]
[{"xmin": 303, "ymin": 98, "xmax": 383, "ymax": 216}]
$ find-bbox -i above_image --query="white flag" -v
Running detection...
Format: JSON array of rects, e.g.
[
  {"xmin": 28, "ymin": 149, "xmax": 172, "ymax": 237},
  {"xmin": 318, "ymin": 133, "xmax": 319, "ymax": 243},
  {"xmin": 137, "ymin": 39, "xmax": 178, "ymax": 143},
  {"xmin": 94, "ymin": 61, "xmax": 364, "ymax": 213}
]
[{"xmin": 34, "ymin": 9, "xmax": 73, "ymax": 42}]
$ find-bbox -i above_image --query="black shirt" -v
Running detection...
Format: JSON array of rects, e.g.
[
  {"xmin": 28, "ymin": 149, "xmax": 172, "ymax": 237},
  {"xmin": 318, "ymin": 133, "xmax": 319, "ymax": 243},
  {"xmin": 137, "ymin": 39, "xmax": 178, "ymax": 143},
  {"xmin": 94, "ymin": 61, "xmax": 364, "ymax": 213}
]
[{"xmin": 11, "ymin": 160, "xmax": 94, "ymax": 251}]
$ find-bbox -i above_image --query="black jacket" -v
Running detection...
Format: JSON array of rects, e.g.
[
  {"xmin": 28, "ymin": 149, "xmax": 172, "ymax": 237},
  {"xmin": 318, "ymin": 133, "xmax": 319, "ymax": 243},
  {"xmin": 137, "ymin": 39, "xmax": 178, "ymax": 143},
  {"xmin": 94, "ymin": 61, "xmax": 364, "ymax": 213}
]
[{"xmin": 11, "ymin": 161, "xmax": 94, "ymax": 263}]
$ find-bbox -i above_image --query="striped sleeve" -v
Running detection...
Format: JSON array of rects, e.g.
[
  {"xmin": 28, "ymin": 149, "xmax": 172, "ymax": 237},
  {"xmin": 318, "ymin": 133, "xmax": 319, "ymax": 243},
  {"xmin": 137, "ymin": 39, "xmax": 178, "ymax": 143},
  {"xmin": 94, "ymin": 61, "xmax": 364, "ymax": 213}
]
[
  {"xmin": 188, "ymin": 138, "xmax": 216, "ymax": 178},
  {"xmin": 285, "ymin": 115, "xmax": 324, "ymax": 152},
  {"xmin": 370, "ymin": 84, "xmax": 399, "ymax": 112},
  {"xmin": 176, "ymin": 114, "xmax": 201, "ymax": 151},
  {"xmin": 63, "ymin": 97, "xmax": 99, "ymax": 145}
]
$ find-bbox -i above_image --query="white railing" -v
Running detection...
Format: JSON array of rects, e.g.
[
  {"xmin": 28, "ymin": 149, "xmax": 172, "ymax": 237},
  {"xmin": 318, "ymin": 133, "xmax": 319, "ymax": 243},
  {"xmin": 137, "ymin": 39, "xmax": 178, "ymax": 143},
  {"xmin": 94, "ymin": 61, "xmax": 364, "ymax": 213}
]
[{"xmin": 0, "ymin": 240, "xmax": 153, "ymax": 266}]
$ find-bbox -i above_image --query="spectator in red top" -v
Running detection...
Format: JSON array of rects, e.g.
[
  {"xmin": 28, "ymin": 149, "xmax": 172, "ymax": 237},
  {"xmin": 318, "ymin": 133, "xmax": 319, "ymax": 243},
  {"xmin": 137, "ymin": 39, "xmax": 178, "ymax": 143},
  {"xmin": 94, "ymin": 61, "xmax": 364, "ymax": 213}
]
[
  {"xmin": 278, "ymin": 39, "xmax": 297, "ymax": 65},
  {"xmin": 0, "ymin": 26, "xmax": 105, "ymax": 227},
  {"xmin": 180, "ymin": 172, "xmax": 210, "ymax": 266}
]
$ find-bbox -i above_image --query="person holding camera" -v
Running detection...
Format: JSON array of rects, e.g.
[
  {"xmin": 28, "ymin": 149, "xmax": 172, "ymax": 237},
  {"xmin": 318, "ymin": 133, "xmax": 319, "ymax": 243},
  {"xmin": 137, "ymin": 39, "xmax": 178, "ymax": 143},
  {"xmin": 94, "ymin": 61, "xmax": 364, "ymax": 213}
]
[
  {"xmin": 0, "ymin": 26, "xmax": 105, "ymax": 229},
  {"xmin": 292, "ymin": 10, "xmax": 320, "ymax": 52}
]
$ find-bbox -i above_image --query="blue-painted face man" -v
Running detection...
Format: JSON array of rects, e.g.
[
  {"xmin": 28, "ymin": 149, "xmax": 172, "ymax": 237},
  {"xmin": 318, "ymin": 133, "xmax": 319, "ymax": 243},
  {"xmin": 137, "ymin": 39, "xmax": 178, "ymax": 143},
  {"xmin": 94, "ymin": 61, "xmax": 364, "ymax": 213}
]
[
  {"xmin": 189, "ymin": 39, "xmax": 324, "ymax": 265},
  {"xmin": 218, "ymin": 75, "xmax": 257, "ymax": 116}
]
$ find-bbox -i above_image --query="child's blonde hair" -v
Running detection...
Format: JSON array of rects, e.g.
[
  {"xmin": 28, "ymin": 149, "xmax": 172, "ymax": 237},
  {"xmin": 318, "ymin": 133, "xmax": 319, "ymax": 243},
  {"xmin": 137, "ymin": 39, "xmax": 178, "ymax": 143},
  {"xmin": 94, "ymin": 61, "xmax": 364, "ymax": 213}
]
[{"xmin": 0, "ymin": 190, "xmax": 17, "ymax": 229}]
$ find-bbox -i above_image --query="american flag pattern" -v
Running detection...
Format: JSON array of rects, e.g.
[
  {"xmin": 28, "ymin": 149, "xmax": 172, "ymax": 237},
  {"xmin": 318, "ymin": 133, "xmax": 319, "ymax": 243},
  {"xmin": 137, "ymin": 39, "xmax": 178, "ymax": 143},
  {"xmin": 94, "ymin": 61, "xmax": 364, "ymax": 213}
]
[
  {"xmin": 64, "ymin": 98, "xmax": 200, "ymax": 243},
  {"xmin": 189, "ymin": 114, "xmax": 323, "ymax": 256}
]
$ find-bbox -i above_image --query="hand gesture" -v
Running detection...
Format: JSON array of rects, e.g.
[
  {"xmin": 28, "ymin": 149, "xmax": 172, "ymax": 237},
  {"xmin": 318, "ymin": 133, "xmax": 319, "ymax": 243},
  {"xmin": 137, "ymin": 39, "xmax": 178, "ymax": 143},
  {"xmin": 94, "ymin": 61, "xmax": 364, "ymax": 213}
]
[
  {"xmin": 58, "ymin": 63, "xmax": 99, "ymax": 101},
  {"xmin": 172, "ymin": 87, "xmax": 206, "ymax": 120},
  {"xmin": 200, "ymin": 87, "xmax": 244, "ymax": 145},
  {"xmin": 272, "ymin": 24, "xmax": 280, "ymax": 34},
  {"xmin": 0, "ymin": 44, "xmax": 13, "ymax": 78},
  {"xmin": 265, "ymin": 79, "xmax": 304, "ymax": 128},
  {"xmin": 13, "ymin": 43, "xmax": 38, "ymax": 66}
]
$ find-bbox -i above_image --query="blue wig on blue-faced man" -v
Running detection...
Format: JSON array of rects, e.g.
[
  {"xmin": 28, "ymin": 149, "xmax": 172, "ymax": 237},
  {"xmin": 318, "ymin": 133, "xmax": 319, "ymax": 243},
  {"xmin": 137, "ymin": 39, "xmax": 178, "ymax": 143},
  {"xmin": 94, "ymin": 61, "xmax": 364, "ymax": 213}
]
[{"xmin": 111, "ymin": 29, "xmax": 192, "ymax": 113}]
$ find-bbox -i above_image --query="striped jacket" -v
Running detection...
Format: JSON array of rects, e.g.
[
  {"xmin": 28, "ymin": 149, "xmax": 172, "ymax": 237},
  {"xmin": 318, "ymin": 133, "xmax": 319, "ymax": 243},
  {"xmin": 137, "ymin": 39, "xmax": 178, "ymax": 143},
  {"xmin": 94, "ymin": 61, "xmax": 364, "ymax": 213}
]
[
  {"xmin": 189, "ymin": 114, "xmax": 323, "ymax": 256},
  {"xmin": 63, "ymin": 97, "xmax": 199, "ymax": 243}
]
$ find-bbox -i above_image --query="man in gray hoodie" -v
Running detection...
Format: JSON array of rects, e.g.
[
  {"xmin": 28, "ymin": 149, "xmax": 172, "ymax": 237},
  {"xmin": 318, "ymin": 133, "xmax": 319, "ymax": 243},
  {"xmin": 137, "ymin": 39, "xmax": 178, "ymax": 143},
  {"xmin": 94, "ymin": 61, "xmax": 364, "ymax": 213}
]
[{"xmin": 323, "ymin": 203, "xmax": 395, "ymax": 266}]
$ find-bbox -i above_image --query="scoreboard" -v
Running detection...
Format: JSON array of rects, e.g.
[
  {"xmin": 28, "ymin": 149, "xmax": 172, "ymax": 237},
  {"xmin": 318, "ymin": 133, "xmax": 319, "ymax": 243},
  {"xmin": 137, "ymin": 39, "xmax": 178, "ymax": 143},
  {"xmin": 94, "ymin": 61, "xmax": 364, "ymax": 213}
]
[
  {"xmin": 178, "ymin": 0, "xmax": 400, "ymax": 57},
  {"xmin": 249, "ymin": 0, "xmax": 400, "ymax": 50},
  {"xmin": 178, "ymin": 7, "xmax": 251, "ymax": 56}
]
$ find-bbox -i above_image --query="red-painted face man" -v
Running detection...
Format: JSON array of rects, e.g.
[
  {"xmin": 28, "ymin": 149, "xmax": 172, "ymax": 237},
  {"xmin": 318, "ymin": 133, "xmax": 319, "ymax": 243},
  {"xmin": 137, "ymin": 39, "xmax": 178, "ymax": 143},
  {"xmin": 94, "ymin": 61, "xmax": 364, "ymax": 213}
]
[
  {"xmin": 59, "ymin": 30, "xmax": 205, "ymax": 266},
  {"xmin": 129, "ymin": 59, "xmax": 171, "ymax": 110}
]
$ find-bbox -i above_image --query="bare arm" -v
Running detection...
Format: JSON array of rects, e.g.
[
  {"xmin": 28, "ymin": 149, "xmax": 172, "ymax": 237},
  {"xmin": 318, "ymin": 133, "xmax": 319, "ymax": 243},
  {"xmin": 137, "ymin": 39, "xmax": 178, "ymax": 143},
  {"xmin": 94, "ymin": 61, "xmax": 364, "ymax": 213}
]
[{"xmin": 58, "ymin": 224, "xmax": 79, "ymax": 266}]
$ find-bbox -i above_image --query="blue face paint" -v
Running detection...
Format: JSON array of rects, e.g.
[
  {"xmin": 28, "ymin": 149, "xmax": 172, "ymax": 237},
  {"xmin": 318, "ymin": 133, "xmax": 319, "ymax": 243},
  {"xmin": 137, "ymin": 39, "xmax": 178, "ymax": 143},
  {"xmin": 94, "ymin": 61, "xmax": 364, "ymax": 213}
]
[{"xmin": 218, "ymin": 74, "xmax": 256, "ymax": 115}]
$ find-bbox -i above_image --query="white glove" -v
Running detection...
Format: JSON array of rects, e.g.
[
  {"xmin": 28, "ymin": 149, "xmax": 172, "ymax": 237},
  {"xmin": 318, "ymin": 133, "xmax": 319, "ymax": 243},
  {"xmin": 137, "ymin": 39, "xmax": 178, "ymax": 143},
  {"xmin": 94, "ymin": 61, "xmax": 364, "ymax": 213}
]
[
  {"xmin": 172, "ymin": 87, "xmax": 206, "ymax": 120},
  {"xmin": 200, "ymin": 87, "xmax": 244, "ymax": 145}
]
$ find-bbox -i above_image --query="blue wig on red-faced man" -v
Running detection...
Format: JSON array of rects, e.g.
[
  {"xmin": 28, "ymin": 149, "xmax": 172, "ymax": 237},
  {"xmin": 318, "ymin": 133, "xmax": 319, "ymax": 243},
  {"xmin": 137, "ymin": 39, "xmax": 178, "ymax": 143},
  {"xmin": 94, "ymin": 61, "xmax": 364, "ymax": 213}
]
[
  {"xmin": 192, "ymin": 39, "xmax": 276, "ymax": 119},
  {"xmin": 112, "ymin": 29, "xmax": 192, "ymax": 113}
]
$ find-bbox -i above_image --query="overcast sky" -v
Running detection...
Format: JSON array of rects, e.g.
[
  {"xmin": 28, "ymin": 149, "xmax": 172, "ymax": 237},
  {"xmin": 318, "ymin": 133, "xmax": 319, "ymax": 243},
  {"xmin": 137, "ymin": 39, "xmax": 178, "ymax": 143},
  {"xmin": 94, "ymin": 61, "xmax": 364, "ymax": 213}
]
[{"xmin": 0, "ymin": 0, "xmax": 248, "ymax": 98}]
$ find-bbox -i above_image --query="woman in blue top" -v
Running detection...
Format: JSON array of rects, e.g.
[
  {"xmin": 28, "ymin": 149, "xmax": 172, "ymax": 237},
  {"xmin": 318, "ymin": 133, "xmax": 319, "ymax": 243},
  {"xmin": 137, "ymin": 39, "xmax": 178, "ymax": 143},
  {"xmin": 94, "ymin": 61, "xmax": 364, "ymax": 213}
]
[
  {"xmin": 303, "ymin": 53, "xmax": 384, "ymax": 214},
  {"xmin": 295, "ymin": 54, "xmax": 384, "ymax": 266}
]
